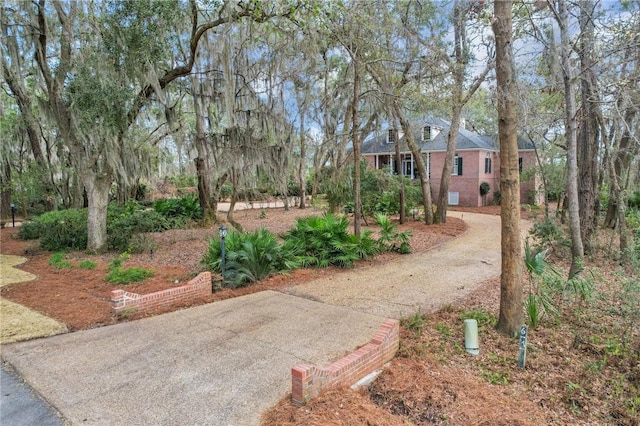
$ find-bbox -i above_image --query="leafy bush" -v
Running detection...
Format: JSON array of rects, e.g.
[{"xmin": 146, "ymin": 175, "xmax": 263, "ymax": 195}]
[
  {"xmin": 18, "ymin": 220, "xmax": 44, "ymax": 240},
  {"xmin": 493, "ymin": 190, "xmax": 502, "ymax": 205},
  {"xmin": 281, "ymin": 213, "xmax": 378, "ymax": 268},
  {"xmin": 167, "ymin": 174, "xmax": 197, "ymax": 188},
  {"xmin": 202, "ymin": 227, "xmax": 293, "ymax": 288},
  {"xmin": 628, "ymin": 191, "xmax": 640, "ymax": 209},
  {"xmin": 35, "ymin": 209, "xmax": 88, "ymax": 251},
  {"xmin": 220, "ymin": 184, "xmax": 233, "ymax": 200},
  {"xmin": 49, "ymin": 252, "xmax": 72, "ymax": 269},
  {"xmin": 153, "ymin": 194, "xmax": 202, "ymax": 221},
  {"xmin": 479, "ymin": 182, "xmax": 491, "ymax": 196},
  {"xmin": 529, "ymin": 216, "xmax": 570, "ymax": 252},
  {"xmin": 108, "ymin": 210, "xmax": 170, "ymax": 252}
]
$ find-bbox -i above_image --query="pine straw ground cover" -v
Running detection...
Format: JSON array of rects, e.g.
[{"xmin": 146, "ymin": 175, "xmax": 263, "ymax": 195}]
[{"xmin": 262, "ymin": 254, "xmax": 640, "ymax": 426}]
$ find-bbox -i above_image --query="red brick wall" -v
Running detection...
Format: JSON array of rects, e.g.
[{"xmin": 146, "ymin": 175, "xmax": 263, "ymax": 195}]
[
  {"xmin": 110, "ymin": 272, "xmax": 212, "ymax": 315},
  {"xmin": 363, "ymin": 149, "xmax": 539, "ymax": 208},
  {"xmin": 291, "ymin": 319, "xmax": 399, "ymax": 406},
  {"xmin": 430, "ymin": 151, "xmax": 497, "ymax": 207}
]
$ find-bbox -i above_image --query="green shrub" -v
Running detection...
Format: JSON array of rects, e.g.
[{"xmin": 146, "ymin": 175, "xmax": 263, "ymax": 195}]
[
  {"xmin": 17, "ymin": 209, "xmax": 88, "ymax": 251},
  {"xmin": 108, "ymin": 210, "xmax": 170, "ymax": 252},
  {"xmin": 17, "ymin": 220, "xmax": 43, "ymax": 240},
  {"xmin": 167, "ymin": 174, "xmax": 197, "ymax": 188},
  {"xmin": 220, "ymin": 184, "xmax": 233, "ymax": 200},
  {"xmin": 153, "ymin": 194, "xmax": 202, "ymax": 221},
  {"xmin": 628, "ymin": 191, "xmax": 640, "ymax": 209},
  {"xmin": 493, "ymin": 190, "xmax": 502, "ymax": 205},
  {"xmin": 105, "ymin": 266, "xmax": 154, "ymax": 284},
  {"xmin": 529, "ymin": 217, "xmax": 570, "ymax": 252},
  {"xmin": 479, "ymin": 182, "xmax": 491, "ymax": 196},
  {"xmin": 49, "ymin": 252, "xmax": 72, "ymax": 269},
  {"xmin": 281, "ymin": 213, "xmax": 378, "ymax": 268},
  {"xmin": 37, "ymin": 209, "xmax": 88, "ymax": 251}
]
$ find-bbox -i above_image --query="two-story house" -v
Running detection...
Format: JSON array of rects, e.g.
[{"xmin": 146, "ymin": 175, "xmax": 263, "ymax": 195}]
[{"xmin": 361, "ymin": 118, "xmax": 539, "ymax": 207}]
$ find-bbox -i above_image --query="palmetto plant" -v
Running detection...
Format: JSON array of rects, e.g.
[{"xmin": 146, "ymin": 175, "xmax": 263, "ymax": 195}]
[
  {"xmin": 524, "ymin": 238, "xmax": 560, "ymax": 328},
  {"xmin": 281, "ymin": 213, "xmax": 379, "ymax": 268},
  {"xmin": 375, "ymin": 213, "xmax": 412, "ymax": 254},
  {"xmin": 202, "ymin": 227, "xmax": 293, "ymax": 288}
]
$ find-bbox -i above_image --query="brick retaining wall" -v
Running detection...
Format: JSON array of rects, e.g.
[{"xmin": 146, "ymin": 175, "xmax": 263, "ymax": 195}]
[
  {"xmin": 111, "ymin": 272, "xmax": 212, "ymax": 315},
  {"xmin": 291, "ymin": 318, "xmax": 399, "ymax": 405}
]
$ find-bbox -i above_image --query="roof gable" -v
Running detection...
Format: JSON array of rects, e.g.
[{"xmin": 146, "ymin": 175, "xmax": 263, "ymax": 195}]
[{"xmin": 362, "ymin": 118, "xmax": 502, "ymax": 154}]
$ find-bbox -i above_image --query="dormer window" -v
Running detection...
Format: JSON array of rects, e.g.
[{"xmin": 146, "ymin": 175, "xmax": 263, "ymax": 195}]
[
  {"xmin": 422, "ymin": 125, "xmax": 432, "ymax": 141},
  {"xmin": 387, "ymin": 129, "xmax": 397, "ymax": 144}
]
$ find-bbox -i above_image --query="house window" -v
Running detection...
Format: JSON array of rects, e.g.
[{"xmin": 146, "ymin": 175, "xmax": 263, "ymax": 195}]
[
  {"xmin": 519, "ymin": 157, "xmax": 523, "ymax": 174},
  {"xmin": 485, "ymin": 153, "xmax": 492, "ymax": 174},
  {"xmin": 448, "ymin": 191, "xmax": 460, "ymax": 205},
  {"xmin": 452, "ymin": 154, "xmax": 463, "ymax": 176},
  {"xmin": 387, "ymin": 129, "xmax": 396, "ymax": 144},
  {"xmin": 422, "ymin": 126, "xmax": 432, "ymax": 141}
]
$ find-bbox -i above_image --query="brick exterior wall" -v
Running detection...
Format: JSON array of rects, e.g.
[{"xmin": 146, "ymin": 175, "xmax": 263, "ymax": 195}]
[
  {"xmin": 291, "ymin": 319, "xmax": 400, "ymax": 406},
  {"xmin": 110, "ymin": 272, "xmax": 212, "ymax": 315},
  {"xmin": 365, "ymin": 149, "xmax": 538, "ymax": 208}
]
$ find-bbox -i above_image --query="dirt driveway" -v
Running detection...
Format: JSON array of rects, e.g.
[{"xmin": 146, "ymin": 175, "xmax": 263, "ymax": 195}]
[{"xmin": 287, "ymin": 211, "xmax": 529, "ymax": 318}]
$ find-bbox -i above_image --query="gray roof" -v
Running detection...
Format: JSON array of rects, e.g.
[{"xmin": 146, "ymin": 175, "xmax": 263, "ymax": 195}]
[{"xmin": 361, "ymin": 118, "xmax": 534, "ymax": 154}]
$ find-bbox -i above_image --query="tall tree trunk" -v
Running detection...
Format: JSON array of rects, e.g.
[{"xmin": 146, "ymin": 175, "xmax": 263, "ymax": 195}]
[
  {"xmin": 392, "ymin": 103, "xmax": 434, "ymax": 224},
  {"xmin": 577, "ymin": 0, "xmax": 600, "ymax": 254},
  {"xmin": 298, "ymin": 105, "xmax": 307, "ymax": 210},
  {"xmin": 604, "ymin": 110, "xmax": 636, "ymax": 228},
  {"xmin": 1, "ymin": 159, "xmax": 11, "ymax": 220},
  {"xmin": 83, "ymin": 171, "xmax": 112, "ymax": 253},
  {"xmin": 2, "ymin": 55, "xmax": 55, "ymax": 211},
  {"xmin": 227, "ymin": 170, "xmax": 244, "ymax": 232},
  {"xmin": 436, "ymin": 0, "xmax": 465, "ymax": 224},
  {"xmin": 211, "ymin": 173, "xmax": 227, "ymax": 224},
  {"xmin": 352, "ymin": 59, "xmax": 362, "ymax": 237},
  {"xmin": 436, "ymin": 105, "xmax": 462, "ymax": 223},
  {"xmin": 434, "ymin": 0, "xmax": 492, "ymax": 222},
  {"xmin": 558, "ymin": 0, "xmax": 585, "ymax": 278},
  {"xmin": 493, "ymin": 0, "xmax": 524, "ymax": 337},
  {"xmin": 195, "ymin": 157, "xmax": 215, "ymax": 223},
  {"xmin": 394, "ymin": 126, "xmax": 406, "ymax": 224}
]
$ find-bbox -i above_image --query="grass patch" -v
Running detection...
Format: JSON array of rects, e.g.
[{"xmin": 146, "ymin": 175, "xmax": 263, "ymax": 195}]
[
  {"xmin": 78, "ymin": 260, "xmax": 97, "ymax": 270},
  {"xmin": 49, "ymin": 252, "xmax": 72, "ymax": 269},
  {"xmin": 105, "ymin": 267, "xmax": 154, "ymax": 285}
]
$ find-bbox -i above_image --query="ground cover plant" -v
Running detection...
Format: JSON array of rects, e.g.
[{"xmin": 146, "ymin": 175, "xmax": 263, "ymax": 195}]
[
  {"xmin": 48, "ymin": 252, "xmax": 72, "ymax": 269},
  {"xmin": 104, "ymin": 253, "xmax": 154, "ymax": 285}
]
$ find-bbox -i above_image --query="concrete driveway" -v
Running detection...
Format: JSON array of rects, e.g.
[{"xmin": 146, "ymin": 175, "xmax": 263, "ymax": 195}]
[
  {"xmin": 1, "ymin": 212, "xmax": 511, "ymax": 425},
  {"xmin": 1, "ymin": 291, "xmax": 385, "ymax": 425}
]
